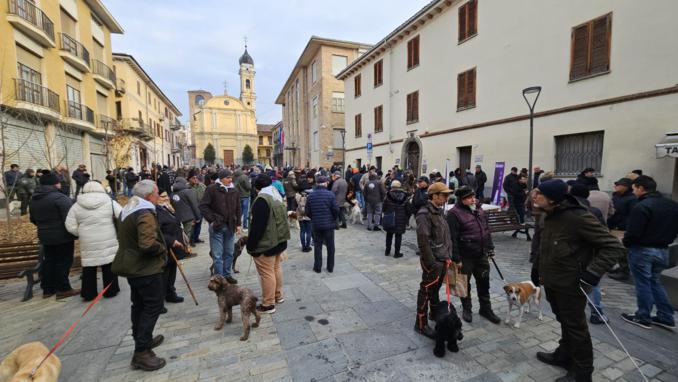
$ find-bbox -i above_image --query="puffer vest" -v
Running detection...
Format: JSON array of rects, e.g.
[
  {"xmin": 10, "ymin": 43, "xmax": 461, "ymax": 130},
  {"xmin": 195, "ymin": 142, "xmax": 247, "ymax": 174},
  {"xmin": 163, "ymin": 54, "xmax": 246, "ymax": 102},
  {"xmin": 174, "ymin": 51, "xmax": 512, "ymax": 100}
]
[
  {"xmin": 248, "ymin": 193, "xmax": 291, "ymax": 254},
  {"xmin": 448, "ymin": 205, "xmax": 491, "ymax": 258}
]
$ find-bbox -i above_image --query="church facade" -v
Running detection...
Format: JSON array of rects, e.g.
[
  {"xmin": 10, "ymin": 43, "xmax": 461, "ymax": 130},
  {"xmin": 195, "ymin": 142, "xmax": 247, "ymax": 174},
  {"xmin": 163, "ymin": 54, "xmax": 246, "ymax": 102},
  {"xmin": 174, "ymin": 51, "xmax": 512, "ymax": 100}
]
[{"xmin": 188, "ymin": 48, "xmax": 258, "ymax": 166}]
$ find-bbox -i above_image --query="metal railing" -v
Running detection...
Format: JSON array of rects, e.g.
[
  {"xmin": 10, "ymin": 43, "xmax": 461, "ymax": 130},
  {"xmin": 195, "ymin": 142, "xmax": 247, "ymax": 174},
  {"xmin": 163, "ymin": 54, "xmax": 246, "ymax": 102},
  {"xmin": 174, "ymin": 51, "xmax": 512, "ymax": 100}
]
[
  {"xmin": 117, "ymin": 118, "xmax": 152, "ymax": 138},
  {"xmin": 91, "ymin": 59, "xmax": 116, "ymax": 83},
  {"xmin": 98, "ymin": 114, "xmax": 117, "ymax": 131},
  {"xmin": 65, "ymin": 100, "xmax": 94, "ymax": 124},
  {"xmin": 14, "ymin": 78, "xmax": 59, "ymax": 112},
  {"xmin": 7, "ymin": 0, "xmax": 55, "ymax": 42},
  {"xmin": 59, "ymin": 33, "xmax": 90, "ymax": 64}
]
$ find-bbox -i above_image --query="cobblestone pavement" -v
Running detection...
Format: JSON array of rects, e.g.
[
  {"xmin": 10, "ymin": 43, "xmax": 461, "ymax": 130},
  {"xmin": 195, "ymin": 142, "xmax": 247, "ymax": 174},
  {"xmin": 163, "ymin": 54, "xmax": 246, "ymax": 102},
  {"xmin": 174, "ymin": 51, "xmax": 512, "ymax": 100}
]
[{"xmin": 0, "ymin": 223, "xmax": 676, "ymax": 381}]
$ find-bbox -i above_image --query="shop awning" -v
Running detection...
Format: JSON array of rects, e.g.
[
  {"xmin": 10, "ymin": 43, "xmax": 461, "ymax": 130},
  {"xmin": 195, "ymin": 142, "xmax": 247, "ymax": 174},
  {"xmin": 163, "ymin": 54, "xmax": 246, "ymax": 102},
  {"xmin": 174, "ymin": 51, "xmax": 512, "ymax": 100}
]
[{"xmin": 656, "ymin": 132, "xmax": 678, "ymax": 158}]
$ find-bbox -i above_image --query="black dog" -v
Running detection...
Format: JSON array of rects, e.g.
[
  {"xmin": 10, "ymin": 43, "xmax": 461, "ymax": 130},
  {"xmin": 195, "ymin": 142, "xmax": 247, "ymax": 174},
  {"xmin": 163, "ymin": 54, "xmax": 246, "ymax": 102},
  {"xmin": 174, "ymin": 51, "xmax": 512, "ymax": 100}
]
[{"xmin": 432, "ymin": 301, "xmax": 463, "ymax": 357}]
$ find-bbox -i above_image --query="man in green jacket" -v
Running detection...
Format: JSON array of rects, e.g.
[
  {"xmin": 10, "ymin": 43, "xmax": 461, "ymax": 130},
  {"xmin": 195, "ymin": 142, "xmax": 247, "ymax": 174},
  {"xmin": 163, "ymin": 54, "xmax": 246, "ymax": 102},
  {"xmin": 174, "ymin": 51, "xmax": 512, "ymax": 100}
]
[
  {"xmin": 189, "ymin": 170, "xmax": 207, "ymax": 244},
  {"xmin": 233, "ymin": 168, "xmax": 252, "ymax": 231},
  {"xmin": 534, "ymin": 179, "xmax": 624, "ymax": 382},
  {"xmin": 112, "ymin": 180, "xmax": 168, "ymax": 372}
]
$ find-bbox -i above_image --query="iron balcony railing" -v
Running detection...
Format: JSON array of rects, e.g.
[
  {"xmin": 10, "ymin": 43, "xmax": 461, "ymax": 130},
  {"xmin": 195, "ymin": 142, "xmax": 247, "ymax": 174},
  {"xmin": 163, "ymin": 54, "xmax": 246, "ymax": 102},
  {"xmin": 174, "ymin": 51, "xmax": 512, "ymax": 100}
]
[
  {"xmin": 65, "ymin": 100, "xmax": 94, "ymax": 124},
  {"xmin": 98, "ymin": 114, "xmax": 117, "ymax": 131},
  {"xmin": 14, "ymin": 78, "xmax": 59, "ymax": 113},
  {"xmin": 91, "ymin": 59, "xmax": 116, "ymax": 83},
  {"xmin": 59, "ymin": 33, "xmax": 90, "ymax": 64},
  {"xmin": 7, "ymin": 0, "xmax": 55, "ymax": 42}
]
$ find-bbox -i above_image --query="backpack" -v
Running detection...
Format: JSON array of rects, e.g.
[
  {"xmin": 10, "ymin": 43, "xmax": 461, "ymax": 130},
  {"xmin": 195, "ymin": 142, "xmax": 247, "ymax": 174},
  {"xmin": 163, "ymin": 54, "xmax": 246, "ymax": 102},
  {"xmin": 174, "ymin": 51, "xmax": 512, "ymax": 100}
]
[{"xmin": 297, "ymin": 193, "xmax": 308, "ymax": 218}]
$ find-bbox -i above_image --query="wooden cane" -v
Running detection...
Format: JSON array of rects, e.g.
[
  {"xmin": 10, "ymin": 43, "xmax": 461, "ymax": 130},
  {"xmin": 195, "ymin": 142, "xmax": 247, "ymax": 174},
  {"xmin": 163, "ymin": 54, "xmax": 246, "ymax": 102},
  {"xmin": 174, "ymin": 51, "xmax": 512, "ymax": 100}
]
[{"xmin": 170, "ymin": 248, "xmax": 199, "ymax": 305}]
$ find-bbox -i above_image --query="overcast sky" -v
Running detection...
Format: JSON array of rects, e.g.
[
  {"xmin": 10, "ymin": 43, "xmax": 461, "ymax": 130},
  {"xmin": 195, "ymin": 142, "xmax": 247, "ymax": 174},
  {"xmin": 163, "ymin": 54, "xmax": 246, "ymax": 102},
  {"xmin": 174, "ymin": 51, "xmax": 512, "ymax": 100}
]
[{"xmin": 104, "ymin": 0, "xmax": 429, "ymax": 124}]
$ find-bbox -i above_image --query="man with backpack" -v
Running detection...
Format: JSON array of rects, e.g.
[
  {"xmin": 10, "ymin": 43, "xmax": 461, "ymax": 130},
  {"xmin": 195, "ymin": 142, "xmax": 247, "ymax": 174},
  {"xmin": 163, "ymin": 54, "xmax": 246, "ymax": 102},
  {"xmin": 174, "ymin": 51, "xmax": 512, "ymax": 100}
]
[{"xmin": 295, "ymin": 190, "xmax": 312, "ymax": 252}]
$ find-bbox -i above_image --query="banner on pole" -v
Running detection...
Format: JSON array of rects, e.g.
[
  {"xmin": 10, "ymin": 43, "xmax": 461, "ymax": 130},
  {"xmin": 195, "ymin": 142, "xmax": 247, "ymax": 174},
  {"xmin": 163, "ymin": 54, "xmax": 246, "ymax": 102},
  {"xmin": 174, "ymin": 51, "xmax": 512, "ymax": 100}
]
[{"xmin": 491, "ymin": 161, "xmax": 505, "ymax": 205}]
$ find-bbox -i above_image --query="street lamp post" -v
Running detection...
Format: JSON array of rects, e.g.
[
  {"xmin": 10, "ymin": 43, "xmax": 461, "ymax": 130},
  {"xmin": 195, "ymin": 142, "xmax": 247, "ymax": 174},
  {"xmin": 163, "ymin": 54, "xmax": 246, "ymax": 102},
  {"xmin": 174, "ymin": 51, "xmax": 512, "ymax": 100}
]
[
  {"xmin": 522, "ymin": 86, "xmax": 542, "ymax": 190},
  {"xmin": 339, "ymin": 129, "xmax": 346, "ymax": 169}
]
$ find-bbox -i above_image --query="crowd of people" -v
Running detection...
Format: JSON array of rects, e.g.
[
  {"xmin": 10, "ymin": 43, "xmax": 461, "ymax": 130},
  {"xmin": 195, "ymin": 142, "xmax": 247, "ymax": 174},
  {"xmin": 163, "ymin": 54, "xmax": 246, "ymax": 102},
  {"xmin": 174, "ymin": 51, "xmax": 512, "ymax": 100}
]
[{"xmin": 3, "ymin": 159, "xmax": 677, "ymax": 380}]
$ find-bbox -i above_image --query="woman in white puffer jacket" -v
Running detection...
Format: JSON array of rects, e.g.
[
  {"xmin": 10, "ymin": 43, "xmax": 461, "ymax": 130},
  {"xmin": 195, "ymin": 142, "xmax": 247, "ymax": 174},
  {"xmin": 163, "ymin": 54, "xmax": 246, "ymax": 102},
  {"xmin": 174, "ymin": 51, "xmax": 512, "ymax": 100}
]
[{"xmin": 66, "ymin": 181, "xmax": 122, "ymax": 301}]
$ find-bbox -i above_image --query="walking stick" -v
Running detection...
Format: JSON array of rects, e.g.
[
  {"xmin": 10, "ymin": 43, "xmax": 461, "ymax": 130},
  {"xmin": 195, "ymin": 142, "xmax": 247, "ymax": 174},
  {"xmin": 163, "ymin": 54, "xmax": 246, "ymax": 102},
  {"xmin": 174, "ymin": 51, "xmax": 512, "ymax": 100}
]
[
  {"xmin": 489, "ymin": 256, "xmax": 505, "ymax": 282},
  {"xmin": 170, "ymin": 249, "xmax": 199, "ymax": 306}
]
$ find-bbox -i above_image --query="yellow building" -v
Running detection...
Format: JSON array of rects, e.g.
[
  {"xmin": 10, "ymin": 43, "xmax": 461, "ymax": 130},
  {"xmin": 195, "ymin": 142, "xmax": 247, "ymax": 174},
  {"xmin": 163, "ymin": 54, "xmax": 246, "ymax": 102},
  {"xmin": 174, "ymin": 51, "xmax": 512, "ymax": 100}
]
[
  {"xmin": 0, "ymin": 0, "xmax": 122, "ymax": 182},
  {"xmin": 112, "ymin": 53, "xmax": 183, "ymax": 170},
  {"xmin": 188, "ymin": 47, "xmax": 258, "ymax": 166},
  {"xmin": 256, "ymin": 123, "xmax": 273, "ymax": 166}
]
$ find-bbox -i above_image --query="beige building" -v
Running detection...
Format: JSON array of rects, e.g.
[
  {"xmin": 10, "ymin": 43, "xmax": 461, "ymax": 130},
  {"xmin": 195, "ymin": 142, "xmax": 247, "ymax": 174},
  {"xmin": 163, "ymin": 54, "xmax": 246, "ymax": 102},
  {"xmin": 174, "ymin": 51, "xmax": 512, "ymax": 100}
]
[
  {"xmin": 188, "ymin": 48, "xmax": 258, "ymax": 166},
  {"xmin": 256, "ymin": 123, "xmax": 273, "ymax": 166},
  {"xmin": 112, "ymin": 53, "xmax": 182, "ymax": 170},
  {"xmin": 338, "ymin": 0, "xmax": 678, "ymax": 198},
  {"xmin": 275, "ymin": 37, "xmax": 371, "ymax": 168},
  {"xmin": 0, "ymin": 0, "xmax": 122, "ymax": 182}
]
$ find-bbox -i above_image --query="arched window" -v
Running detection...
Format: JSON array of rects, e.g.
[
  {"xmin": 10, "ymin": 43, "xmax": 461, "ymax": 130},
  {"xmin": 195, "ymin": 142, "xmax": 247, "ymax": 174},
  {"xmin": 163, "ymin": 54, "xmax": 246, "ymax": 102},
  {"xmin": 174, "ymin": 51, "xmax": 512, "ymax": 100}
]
[
  {"xmin": 245, "ymin": 79, "xmax": 251, "ymax": 89},
  {"xmin": 195, "ymin": 95, "xmax": 205, "ymax": 106}
]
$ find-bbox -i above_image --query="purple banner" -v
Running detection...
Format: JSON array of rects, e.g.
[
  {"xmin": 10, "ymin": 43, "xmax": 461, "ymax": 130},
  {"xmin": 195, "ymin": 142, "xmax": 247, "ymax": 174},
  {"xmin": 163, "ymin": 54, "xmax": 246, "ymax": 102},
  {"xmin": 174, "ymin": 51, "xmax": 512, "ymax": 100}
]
[{"xmin": 491, "ymin": 162, "xmax": 505, "ymax": 205}]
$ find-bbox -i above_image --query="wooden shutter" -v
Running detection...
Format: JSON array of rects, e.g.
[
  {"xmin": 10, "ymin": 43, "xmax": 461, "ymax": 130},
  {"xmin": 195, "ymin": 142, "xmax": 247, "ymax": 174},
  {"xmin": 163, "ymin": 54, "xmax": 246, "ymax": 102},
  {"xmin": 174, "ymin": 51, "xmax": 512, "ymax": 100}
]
[
  {"xmin": 354, "ymin": 74, "xmax": 361, "ymax": 97},
  {"xmin": 570, "ymin": 24, "xmax": 590, "ymax": 80},
  {"xmin": 590, "ymin": 14, "xmax": 611, "ymax": 74},
  {"xmin": 355, "ymin": 114, "xmax": 361, "ymax": 137},
  {"xmin": 413, "ymin": 36, "xmax": 420, "ymax": 67},
  {"xmin": 413, "ymin": 92, "xmax": 419, "ymax": 122},
  {"xmin": 469, "ymin": 0, "xmax": 477, "ymax": 36},
  {"xmin": 467, "ymin": 69, "xmax": 476, "ymax": 107},
  {"xmin": 458, "ymin": 4, "xmax": 467, "ymax": 41},
  {"xmin": 457, "ymin": 71, "xmax": 466, "ymax": 109},
  {"xmin": 408, "ymin": 36, "xmax": 420, "ymax": 69}
]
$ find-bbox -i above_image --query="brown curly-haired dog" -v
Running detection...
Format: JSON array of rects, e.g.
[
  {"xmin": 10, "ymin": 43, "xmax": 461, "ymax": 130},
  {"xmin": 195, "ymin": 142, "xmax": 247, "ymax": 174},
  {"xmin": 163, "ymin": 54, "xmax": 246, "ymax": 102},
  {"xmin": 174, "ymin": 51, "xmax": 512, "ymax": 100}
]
[{"xmin": 207, "ymin": 275, "xmax": 261, "ymax": 341}]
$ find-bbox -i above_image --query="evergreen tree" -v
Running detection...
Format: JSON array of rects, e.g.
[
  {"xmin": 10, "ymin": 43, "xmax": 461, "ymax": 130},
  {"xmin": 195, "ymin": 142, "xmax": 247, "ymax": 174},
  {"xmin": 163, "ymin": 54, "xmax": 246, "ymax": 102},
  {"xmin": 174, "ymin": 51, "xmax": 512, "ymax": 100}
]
[
  {"xmin": 242, "ymin": 144, "xmax": 254, "ymax": 164},
  {"xmin": 204, "ymin": 143, "xmax": 216, "ymax": 165}
]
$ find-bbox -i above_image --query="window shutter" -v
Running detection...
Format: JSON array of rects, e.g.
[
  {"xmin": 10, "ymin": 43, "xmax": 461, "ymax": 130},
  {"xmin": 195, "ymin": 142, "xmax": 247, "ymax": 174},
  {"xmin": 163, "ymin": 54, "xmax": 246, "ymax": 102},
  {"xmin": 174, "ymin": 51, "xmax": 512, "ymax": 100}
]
[
  {"xmin": 413, "ymin": 36, "xmax": 420, "ymax": 67},
  {"xmin": 458, "ymin": 5, "xmax": 467, "ymax": 41},
  {"xmin": 406, "ymin": 93, "xmax": 411, "ymax": 122},
  {"xmin": 467, "ymin": 69, "xmax": 476, "ymax": 107},
  {"xmin": 407, "ymin": 40, "xmax": 413, "ymax": 68},
  {"xmin": 570, "ymin": 24, "xmax": 590, "ymax": 80},
  {"xmin": 354, "ymin": 75, "xmax": 361, "ymax": 97},
  {"xmin": 457, "ymin": 72, "xmax": 466, "ymax": 109},
  {"xmin": 590, "ymin": 15, "xmax": 611, "ymax": 74},
  {"xmin": 469, "ymin": 0, "xmax": 477, "ymax": 36},
  {"xmin": 413, "ymin": 92, "xmax": 419, "ymax": 121}
]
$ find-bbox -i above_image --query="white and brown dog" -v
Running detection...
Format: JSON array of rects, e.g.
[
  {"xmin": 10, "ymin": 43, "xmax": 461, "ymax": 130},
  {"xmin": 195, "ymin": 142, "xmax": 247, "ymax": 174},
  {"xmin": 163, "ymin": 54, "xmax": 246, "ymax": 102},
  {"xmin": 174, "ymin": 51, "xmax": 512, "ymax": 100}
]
[
  {"xmin": 287, "ymin": 211, "xmax": 300, "ymax": 230},
  {"xmin": 348, "ymin": 201, "xmax": 363, "ymax": 225},
  {"xmin": 503, "ymin": 281, "xmax": 543, "ymax": 328},
  {"xmin": 0, "ymin": 342, "xmax": 61, "ymax": 382}
]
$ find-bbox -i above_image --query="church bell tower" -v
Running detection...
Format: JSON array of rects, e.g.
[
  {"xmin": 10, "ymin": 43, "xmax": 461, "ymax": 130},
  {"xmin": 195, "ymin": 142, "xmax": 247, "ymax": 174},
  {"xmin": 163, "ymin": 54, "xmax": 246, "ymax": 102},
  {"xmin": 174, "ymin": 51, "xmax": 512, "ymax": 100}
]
[{"xmin": 239, "ymin": 44, "xmax": 256, "ymax": 111}]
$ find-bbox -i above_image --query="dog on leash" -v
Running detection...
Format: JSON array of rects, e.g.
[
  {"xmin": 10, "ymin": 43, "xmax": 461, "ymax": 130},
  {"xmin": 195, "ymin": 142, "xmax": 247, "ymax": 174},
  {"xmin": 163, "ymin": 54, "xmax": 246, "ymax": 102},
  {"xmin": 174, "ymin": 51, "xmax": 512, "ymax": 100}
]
[
  {"xmin": 503, "ymin": 281, "xmax": 544, "ymax": 328},
  {"xmin": 287, "ymin": 211, "xmax": 300, "ymax": 230},
  {"xmin": 432, "ymin": 301, "xmax": 463, "ymax": 358},
  {"xmin": 207, "ymin": 275, "xmax": 261, "ymax": 341},
  {"xmin": 349, "ymin": 203, "xmax": 363, "ymax": 224},
  {"xmin": 0, "ymin": 341, "xmax": 61, "ymax": 382}
]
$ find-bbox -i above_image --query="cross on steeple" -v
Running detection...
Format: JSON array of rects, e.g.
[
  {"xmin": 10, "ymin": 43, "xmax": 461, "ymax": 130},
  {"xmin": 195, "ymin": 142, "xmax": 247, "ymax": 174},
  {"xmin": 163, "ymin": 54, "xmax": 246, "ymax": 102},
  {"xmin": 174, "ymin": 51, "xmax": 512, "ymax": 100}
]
[
  {"xmin": 223, "ymin": 80, "xmax": 228, "ymax": 95},
  {"xmin": 243, "ymin": 36, "xmax": 248, "ymax": 49}
]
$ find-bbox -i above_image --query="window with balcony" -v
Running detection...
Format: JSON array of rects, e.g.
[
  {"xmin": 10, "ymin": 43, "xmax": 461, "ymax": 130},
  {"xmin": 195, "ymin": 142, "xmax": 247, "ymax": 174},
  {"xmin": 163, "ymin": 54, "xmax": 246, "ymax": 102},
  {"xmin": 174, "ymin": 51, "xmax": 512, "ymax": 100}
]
[
  {"xmin": 60, "ymin": 7, "xmax": 76, "ymax": 36},
  {"xmin": 570, "ymin": 13, "xmax": 612, "ymax": 81},
  {"xmin": 66, "ymin": 84, "xmax": 82, "ymax": 119},
  {"xmin": 407, "ymin": 35, "xmax": 420, "ymax": 70},
  {"xmin": 8, "ymin": 0, "xmax": 55, "ymax": 43},
  {"xmin": 458, "ymin": 0, "xmax": 478, "ymax": 42},
  {"xmin": 331, "ymin": 92, "xmax": 344, "ymax": 113},
  {"xmin": 17, "ymin": 62, "xmax": 41, "ymax": 84}
]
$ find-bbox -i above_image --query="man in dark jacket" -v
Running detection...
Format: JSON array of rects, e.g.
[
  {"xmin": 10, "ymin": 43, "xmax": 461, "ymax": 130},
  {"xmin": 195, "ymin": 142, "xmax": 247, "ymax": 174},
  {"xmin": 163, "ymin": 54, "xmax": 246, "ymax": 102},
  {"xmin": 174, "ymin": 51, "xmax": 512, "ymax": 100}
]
[
  {"xmin": 331, "ymin": 172, "xmax": 348, "ymax": 229},
  {"xmin": 621, "ymin": 176, "xmax": 677, "ymax": 330},
  {"xmin": 534, "ymin": 179, "xmax": 624, "ymax": 382},
  {"xmin": 199, "ymin": 169, "xmax": 241, "ymax": 284},
  {"xmin": 607, "ymin": 178, "xmax": 638, "ymax": 281},
  {"xmin": 156, "ymin": 191, "xmax": 186, "ymax": 304},
  {"xmin": 157, "ymin": 166, "xmax": 172, "ymax": 195},
  {"xmin": 414, "ymin": 182, "xmax": 454, "ymax": 338},
  {"xmin": 503, "ymin": 167, "xmax": 519, "ymax": 208},
  {"xmin": 112, "ymin": 180, "xmax": 167, "ymax": 371},
  {"xmin": 351, "ymin": 169, "xmax": 365, "ymax": 209},
  {"xmin": 447, "ymin": 186, "xmax": 501, "ymax": 324},
  {"xmin": 171, "ymin": 177, "xmax": 201, "ymax": 242},
  {"xmin": 72, "ymin": 164, "xmax": 90, "ymax": 198},
  {"xmin": 125, "ymin": 167, "xmax": 140, "ymax": 197},
  {"xmin": 233, "ymin": 168, "xmax": 252, "ymax": 230},
  {"xmin": 305, "ymin": 176, "xmax": 339, "ymax": 273},
  {"xmin": 363, "ymin": 173, "xmax": 385, "ymax": 231},
  {"xmin": 246, "ymin": 174, "xmax": 290, "ymax": 314},
  {"xmin": 383, "ymin": 181, "xmax": 408, "ymax": 258},
  {"xmin": 474, "ymin": 165, "xmax": 487, "ymax": 200},
  {"xmin": 3, "ymin": 163, "xmax": 20, "ymax": 201},
  {"xmin": 576, "ymin": 167, "xmax": 599, "ymax": 191},
  {"xmin": 16, "ymin": 169, "xmax": 38, "ymax": 215},
  {"xmin": 30, "ymin": 170, "xmax": 78, "ymax": 299}
]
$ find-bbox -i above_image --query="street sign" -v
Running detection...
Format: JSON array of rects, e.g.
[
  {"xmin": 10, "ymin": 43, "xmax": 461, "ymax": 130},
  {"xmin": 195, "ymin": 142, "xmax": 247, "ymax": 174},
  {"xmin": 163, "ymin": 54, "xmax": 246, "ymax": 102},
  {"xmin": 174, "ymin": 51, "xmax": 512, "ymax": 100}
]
[{"xmin": 366, "ymin": 143, "xmax": 373, "ymax": 151}]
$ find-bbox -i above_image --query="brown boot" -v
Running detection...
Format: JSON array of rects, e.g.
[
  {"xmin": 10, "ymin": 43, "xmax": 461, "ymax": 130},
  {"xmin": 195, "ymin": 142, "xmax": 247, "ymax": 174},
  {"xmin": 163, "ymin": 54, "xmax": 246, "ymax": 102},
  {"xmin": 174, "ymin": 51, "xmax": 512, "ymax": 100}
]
[
  {"xmin": 151, "ymin": 335, "xmax": 164, "ymax": 349},
  {"xmin": 131, "ymin": 350, "xmax": 166, "ymax": 371},
  {"xmin": 56, "ymin": 288, "xmax": 81, "ymax": 300}
]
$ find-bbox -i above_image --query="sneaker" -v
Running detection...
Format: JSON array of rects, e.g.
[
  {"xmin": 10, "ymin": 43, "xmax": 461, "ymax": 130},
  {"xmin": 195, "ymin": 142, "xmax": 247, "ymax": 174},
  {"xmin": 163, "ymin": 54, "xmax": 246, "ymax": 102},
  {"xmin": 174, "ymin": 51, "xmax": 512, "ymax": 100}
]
[
  {"xmin": 480, "ymin": 308, "xmax": 501, "ymax": 324},
  {"xmin": 150, "ymin": 335, "xmax": 164, "ymax": 349},
  {"xmin": 372, "ymin": 226, "xmax": 382, "ymax": 232},
  {"xmin": 165, "ymin": 294, "xmax": 184, "ymax": 303},
  {"xmin": 651, "ymin": 316, "xmax": 676, "ymax": 331},
  {"xmin": 621, "ymin": 313, "xmax": 651, "ymax": 329},
  {"xmin": 257, "ymin": 305, "xmax": 276, "ymax": 314},
  {"xmin": 225, "ymin": 276, "xmax": 238, "ymax": 284},
  {"xmin": 275, "ymin": 297, "xmax": 285, "ymax": 304}
]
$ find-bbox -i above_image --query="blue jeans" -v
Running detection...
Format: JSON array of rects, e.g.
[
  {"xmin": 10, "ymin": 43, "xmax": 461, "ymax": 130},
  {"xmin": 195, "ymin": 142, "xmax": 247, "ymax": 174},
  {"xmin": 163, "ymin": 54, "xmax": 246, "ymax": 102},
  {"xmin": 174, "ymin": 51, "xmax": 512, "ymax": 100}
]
[
  {"xmin": 241, "ymin": 197, "xmax": 250, "ymax": 229},
  {"xmin": 355, "ymin": 191, "xmax": 365, "ymax": 209},
  {"xmin": 628, "ymin": 247, "xmax": 675, "ymax": 324},
  {"xmin": 588, "ymin": 285, "xmax": 604, "ymax": 317},
  {"xmin": 208, "ymin": 224, "xmax": 236, "ymax": 277},
  {"xmin": 299, "ymin": 220, "xmax": 312, "ymax": 249},
  {"xmin": 126, "ymin": 186, "xmax": 133, "ymax": 197}
]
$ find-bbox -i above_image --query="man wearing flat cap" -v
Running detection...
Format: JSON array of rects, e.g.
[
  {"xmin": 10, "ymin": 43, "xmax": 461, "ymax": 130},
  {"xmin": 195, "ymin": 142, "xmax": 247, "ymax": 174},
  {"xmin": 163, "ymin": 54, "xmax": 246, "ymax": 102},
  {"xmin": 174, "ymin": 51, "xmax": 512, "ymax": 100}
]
[
  {"xmin": 414, "ymin": 182, "xmax": 454, "ymax": 338},
  {"xmin": 447, "ymin": 186, "xmax": 501, "ymax": 324},
  {"xmin": 534, "ymin": 179, "xmax": 624, "ymax": 382},
  {"xmin": 199, "ymin": 169, "xmax": 241, "ymax": 284}
]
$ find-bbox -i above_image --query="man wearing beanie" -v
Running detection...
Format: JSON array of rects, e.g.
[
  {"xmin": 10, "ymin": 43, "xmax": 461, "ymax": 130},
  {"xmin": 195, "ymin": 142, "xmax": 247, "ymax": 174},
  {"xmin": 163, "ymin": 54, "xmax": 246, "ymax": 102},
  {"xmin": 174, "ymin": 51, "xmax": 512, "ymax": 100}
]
[
  {"xmin": 534, "ymin": 179, "xmax": 624, "ymax": 382},
  {"xmin": 199, "ymin": 169, "xmax": 241, "ymax": 284},
  {"xmin": 246, "ymin": 174, "xmax": 290, "ymax": 314},
  {"xmin": 305, "ymin": 175, "xmax": 339, "ymax": 273},
  {"xmin": 29, "ymin": 170, "xmax": 79, "ymax": 299},
  {"xmin": 447, "ymin": 186, "xmax": 501, "ymax": 324}
]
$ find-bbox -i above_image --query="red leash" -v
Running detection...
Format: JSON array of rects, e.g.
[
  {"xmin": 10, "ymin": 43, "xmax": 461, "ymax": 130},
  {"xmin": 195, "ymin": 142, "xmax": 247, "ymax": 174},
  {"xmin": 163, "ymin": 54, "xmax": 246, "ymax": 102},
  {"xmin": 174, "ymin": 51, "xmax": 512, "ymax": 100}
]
[
  {"xmin": 445, "ymin": 259, "xmax": 453, "ymax": 309},
  {"xmin": 30, "ymin": 283, "xmax": 112, "ymax": 378}
]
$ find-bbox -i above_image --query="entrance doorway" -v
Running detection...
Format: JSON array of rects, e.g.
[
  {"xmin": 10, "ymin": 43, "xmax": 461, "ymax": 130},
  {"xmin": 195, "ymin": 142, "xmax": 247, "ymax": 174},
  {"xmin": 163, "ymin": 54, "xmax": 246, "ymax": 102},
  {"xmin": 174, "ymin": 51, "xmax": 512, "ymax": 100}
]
[
  {"xmin": 405, "ymin": 141, "xmax": 421, "ymax": 175},
  {"xmin": 458, "ymin": 146, "xmax": 472, "ymax": 172},
  {"xmin": 223, "ymin": 150, "xmax": 234, "ymax": 166}
]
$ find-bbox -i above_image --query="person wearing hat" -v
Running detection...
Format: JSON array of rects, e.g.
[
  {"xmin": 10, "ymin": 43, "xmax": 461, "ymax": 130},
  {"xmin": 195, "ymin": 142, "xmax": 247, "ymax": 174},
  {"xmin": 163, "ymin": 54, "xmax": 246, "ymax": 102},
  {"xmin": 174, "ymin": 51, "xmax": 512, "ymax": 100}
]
[
  {"xmin": 199, "ymin": 169, "xmax": 241, "ymax": 284},
  {"xmin": 72, "ymin": 164, "xmax": 90, "ymax": 199},
  {"xmin": 413, "ymin": 182, "xmax": 454, "ymax": 338},
  {"xmin": 576, "ymin": 167, "xmax": 599, "ymax": 191},
  {"xmin": 283, "ymin": 171, "xmax": 299, "ymax": 212},
  {"xmin": 188, "ymin": 170, "xmax": 207, "ymax": 244},
  {"xmin": 534, "ymin": 179, "xmax": 624, "ymax": 382},
  {"xmin": 29, "ymin": 170, "xmax": 79, "ymax": 299},
  {"xmin": 447, "ymin": 186, "xmax": 501, "ymax": 324},
  {"xmin": 331, "ymin": 171, "xmax": 348, "ymax": 229},
  {"xmin": 305, "ymin": 175, "xmax": 339, "ymax": 273},
  {"xmin": 363, "ymin": 173, "xmax": 386, "ymax": 231},
  {"xmin": 382, "ymin": 180, "xmax": 407, "ymax": 258},
  {"xmin": 16, "ymin": 168, "xmax": 38, "ymax": 215},
  {"xmin": 606, "ymin": 177, "xmax": 637, "ymax": 281}
]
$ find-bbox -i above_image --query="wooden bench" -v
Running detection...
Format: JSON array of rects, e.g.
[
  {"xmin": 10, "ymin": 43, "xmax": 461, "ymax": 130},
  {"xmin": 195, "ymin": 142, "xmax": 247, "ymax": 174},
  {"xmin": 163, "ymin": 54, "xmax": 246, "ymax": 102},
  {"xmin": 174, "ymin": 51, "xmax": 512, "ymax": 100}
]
[
  {"xmin": 0, "ymin": 242, "xmax": 82, "ymax": 301},
  {"xmin": 486, "ymin": 208, "xmax": 531, "ymax": 240}
]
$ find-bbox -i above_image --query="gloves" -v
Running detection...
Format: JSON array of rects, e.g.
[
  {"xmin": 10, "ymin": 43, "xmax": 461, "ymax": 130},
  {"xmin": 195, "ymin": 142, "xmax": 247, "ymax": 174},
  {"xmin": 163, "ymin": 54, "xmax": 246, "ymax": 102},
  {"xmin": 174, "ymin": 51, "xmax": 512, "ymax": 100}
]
[{"xmin": 580, "ymin": 270, "xmax": 601, "ymax": 287}]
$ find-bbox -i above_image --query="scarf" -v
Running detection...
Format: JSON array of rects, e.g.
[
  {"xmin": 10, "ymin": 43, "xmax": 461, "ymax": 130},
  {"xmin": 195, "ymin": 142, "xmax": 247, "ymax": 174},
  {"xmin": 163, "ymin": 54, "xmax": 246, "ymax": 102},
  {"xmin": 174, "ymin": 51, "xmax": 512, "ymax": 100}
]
[
  {"xmin": 259, "ymin": 185, "xmax": 284, "ymax": 203},
  {"xmin": 120, "ymin": 196, "xmax": 156, "ymax": 221}
]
